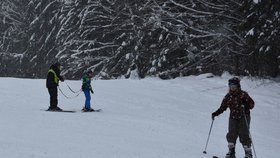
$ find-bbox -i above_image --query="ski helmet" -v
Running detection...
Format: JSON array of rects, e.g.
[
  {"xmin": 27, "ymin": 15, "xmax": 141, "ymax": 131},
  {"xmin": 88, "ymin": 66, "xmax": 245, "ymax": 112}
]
[{"xmin": 228, "ymin": 76, "xmax": 240, "ymax": 88}]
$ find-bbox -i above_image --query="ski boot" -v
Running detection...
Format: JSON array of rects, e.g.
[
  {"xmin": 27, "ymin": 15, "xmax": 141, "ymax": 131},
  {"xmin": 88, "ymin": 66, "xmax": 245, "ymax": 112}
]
[
  {"xmin": 225, "ymin": 143, "xmax": 236, "ymax": 158},
  {"xmin": 48, "ymin": 106, "xmax": 63, "ymax": 111},
  {"xmin": 82, "ymin": 107, "xmax": 94, "ymax": 112},
  {"xmin": 243, "ymin": 145, "xmax": 253, "ymax": 158},
  {"xmin": 225, "ymin": 149, "xmax": 236, "ymax": 158},
  {"xmin": 55, "ymin": 107, "xmax": 63, "ymax": 111}
]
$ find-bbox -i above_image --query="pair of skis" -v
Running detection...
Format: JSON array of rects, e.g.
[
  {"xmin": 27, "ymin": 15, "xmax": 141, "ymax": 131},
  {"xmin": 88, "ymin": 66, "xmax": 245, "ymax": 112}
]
[{"xmin": 44, "ymin": 109, "xmax": 102, "ymax": 113}]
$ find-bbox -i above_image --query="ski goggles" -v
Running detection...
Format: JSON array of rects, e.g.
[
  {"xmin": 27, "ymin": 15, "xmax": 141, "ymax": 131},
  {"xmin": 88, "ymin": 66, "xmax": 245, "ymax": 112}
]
[{"xmin": 229, "ymin": 84, "xmax": 239, "ymax": 88}]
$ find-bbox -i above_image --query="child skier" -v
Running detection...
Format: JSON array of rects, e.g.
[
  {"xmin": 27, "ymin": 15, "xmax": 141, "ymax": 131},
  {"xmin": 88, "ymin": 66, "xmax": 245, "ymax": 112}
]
[
  {"xmin": 212, "ymin": 77, "xmax": 255, "ymax": 158},
  {"xmin": 81, "ymin": 70, "xmax": 94, "ymax": 112}
]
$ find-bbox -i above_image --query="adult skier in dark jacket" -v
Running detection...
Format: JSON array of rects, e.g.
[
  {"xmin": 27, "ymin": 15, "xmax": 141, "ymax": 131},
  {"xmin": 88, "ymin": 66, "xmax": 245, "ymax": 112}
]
[
  {"xmin": 46, "ymin": 62, "xmax": 64, "ymax": 111},
  {"xmin": 212, "ymin": 77, "xmax": 254, "ymax": 158}
]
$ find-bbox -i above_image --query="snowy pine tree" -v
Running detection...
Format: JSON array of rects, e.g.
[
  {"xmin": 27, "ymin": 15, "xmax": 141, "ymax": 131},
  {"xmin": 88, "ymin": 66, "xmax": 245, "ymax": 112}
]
[
  {"xmin": 0, "ymin": 0, "xmax": 279, "ymax": 79},
  {"xmin": 242, "ymin": 0, "xmax": 280, "ymax": 77}
]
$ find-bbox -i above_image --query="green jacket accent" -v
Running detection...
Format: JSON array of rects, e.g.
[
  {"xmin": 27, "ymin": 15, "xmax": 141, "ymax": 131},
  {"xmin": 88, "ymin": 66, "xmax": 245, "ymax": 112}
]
[
  {"xmin": 82, "ymin": 74, "xmax": 92, "ymax": 90},
  {"xmin": 48, "ymin": 69, "xmax": 60, "ymax": 84}
]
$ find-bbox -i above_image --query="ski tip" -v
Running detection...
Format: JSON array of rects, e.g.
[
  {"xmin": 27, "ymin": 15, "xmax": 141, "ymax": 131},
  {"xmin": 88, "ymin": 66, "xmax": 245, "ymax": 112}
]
[
  {"xmin": 203, "ymin": 151, "xmax": 207, "ymax": 154},
  {"xmin": 95, "ymin": 109, "xmax": 102, "ymax": 112}
]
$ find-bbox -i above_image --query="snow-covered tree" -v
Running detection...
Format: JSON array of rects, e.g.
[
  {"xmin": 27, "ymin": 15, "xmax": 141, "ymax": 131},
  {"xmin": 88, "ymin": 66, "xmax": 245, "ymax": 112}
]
[
  {"xmin": 56, "ymin": 0, "xmax": 251, "ymax": 79},
  {"xmin": 0, "ymin": 0, "xmax": 279, "ymax": 79},
  {"xmin": 0, "ymin": 0, "xmax": 30, "ymax": 76},
  {"xmin": 242, "ymin": 0, "xmax": 280, "ymax": 77},
  {"xmin": 22, "ymin": 0, "xmax": 63, "ymax": 77}
]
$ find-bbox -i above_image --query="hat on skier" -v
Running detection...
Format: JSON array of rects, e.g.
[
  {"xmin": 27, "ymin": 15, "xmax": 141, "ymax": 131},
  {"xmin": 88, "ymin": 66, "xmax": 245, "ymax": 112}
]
[
  {"xmin": 228, "ymin": 76, "xmax": 240, "ymax": 88},
  {"xmin": 86, "ymin": 70, "xmax": 93, "ymax": 74},
  {"xmin": 54, "ymin": 62, "xmax": 61, "ymax": 67},
  {"xmin": 86, "ymin": 70, "xmax": 93, "ymax": 76}
]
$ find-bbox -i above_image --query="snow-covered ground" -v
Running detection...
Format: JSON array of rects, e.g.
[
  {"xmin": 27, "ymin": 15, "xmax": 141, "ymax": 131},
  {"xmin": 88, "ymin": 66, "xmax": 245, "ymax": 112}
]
[{"xmin": 0, "ymin": 74, "xmax": 279, "ymax": 158}]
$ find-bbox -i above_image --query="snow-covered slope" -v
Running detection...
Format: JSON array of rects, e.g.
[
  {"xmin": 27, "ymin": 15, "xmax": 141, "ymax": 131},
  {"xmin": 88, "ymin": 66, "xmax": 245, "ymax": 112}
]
[{"xmin": 0, "ymin": 74, "xmax": 279, "ymax": 158}]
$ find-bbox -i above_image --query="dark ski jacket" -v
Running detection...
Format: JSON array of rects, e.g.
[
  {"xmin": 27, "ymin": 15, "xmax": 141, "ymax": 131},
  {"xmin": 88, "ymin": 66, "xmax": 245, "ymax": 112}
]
[
  {"xmin": 214, "ymin": 89, "xmax": 254, "ymax": 119},
  {"xmin": 82, "ymin": 74, "xmax": 92, "ymax": 91},
  {"xmin": 46, "ymin": 64, "xmax": 64, "ymax": 88}
]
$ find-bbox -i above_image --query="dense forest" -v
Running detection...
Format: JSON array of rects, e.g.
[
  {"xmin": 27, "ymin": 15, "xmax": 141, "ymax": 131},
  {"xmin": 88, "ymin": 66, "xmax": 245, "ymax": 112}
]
[{"xmin": 0, "ymin": 0, "xmax": 279, "ymax": 79}]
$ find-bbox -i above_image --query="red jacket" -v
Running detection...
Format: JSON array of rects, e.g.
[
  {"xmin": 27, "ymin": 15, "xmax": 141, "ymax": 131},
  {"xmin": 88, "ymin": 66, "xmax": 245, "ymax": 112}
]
[{"xmin": 215, "ymin": 89, "xmax": 254, "ymax": 119}]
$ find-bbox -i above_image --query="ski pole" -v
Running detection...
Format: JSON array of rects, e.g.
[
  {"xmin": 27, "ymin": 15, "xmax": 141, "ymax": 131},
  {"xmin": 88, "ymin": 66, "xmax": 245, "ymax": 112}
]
[
  {"xmin": 242, "ymin": 105, "xmax": 257, "ymax": 158},
  {"xmin": 203, "ymin": 119, "xmax": 214, "ymax": 154}
]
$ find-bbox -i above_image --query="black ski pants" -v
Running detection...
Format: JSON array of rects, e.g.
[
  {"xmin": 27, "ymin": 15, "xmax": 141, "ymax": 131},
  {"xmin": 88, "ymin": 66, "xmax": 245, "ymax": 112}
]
[
  {"xmin": 48, "ymin": 87, "xmax": 58, "ymax": 108},
  {"xmin": 226, "ymin": 115, "xmax": 252, "ymax": 147}
]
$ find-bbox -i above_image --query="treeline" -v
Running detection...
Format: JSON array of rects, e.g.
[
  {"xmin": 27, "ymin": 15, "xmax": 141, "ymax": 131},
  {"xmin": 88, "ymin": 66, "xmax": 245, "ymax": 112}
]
[{"xmin": 0, "ymin": 0, "xmax": 279, "ymax": 79}]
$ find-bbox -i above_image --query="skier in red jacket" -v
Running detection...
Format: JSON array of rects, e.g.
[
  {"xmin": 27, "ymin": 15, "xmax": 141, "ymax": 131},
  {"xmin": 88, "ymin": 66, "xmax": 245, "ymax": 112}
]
[{"xmin": 212, "ymin": 77, "xmax": 254, "ymax": 158}]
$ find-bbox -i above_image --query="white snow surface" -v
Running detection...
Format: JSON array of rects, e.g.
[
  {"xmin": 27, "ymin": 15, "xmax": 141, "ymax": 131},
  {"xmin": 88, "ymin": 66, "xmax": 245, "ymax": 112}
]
[
  {"xmin": 253, "ymin": 0, "xmax": 260, "ymax": 4},
  {"xmin": 0, "ymin": 74, "xmax": 279, "ymax": 158}
]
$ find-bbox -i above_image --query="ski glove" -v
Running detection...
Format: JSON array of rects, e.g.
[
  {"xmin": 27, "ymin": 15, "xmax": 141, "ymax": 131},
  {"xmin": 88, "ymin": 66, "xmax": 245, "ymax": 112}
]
[
  {"xmin": 90, "ymin": 89, "xmax": 94, "ymax": 94},
  {"xmin": 212, "ymin": 111, "xmax": 219, "ymax": 120}
]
